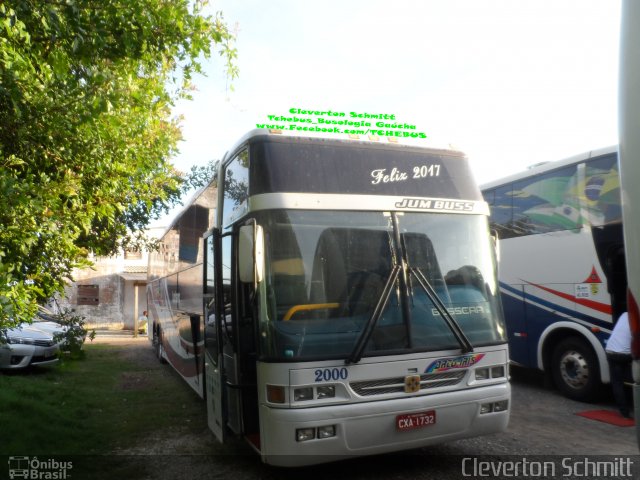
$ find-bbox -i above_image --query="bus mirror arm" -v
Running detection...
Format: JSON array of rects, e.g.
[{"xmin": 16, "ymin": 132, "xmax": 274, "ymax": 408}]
[
  {"xmin": 255, "ymin": 224, "xmax": 264, "ymax": 283},
  {"xmin": 238, "ymin": 225, "xmax": 254, "ymax": 283}
]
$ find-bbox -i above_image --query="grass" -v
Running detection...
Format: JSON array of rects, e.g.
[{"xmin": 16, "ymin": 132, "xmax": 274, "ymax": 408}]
[
  {"xmin": 0, "ymin": 342, "xmax": 208, "ymax": 457},
  {"xmin": 0, "ymin": 340, "xmax": 262, "ymax": 479}
]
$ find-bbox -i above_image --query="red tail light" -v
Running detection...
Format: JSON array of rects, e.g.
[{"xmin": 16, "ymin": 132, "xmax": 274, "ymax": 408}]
[{"xmin": 628, "ymin": 290, "xmax": 640, "ymax": 359}]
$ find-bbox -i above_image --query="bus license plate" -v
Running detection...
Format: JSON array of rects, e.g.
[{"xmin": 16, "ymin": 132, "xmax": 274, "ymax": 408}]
[{"xmin": 396, "ymin": 410, "xmax": 436, "ymax": 431}]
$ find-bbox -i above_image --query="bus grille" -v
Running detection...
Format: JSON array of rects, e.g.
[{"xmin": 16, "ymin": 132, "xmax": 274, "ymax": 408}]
[{"xmin": 349, "ymin": 370, "xmax": 467, "ymax": 396}]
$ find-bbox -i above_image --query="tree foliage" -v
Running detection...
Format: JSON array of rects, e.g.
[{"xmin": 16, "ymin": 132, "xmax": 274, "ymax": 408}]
[{"xmin": 0, "ymin": 0, "xmax": 237, "ymax": 327}]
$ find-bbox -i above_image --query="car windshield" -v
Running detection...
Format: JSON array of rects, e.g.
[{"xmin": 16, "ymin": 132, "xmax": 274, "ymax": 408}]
[{"xmin": 256, "ymin": 210, "xmax": 506, "ymax": 361}]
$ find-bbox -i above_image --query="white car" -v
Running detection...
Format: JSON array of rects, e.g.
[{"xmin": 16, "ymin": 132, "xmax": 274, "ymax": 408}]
[
  {"xmin": 32, "ymin": 314, "xmax": 69, "ymax": 340},
  {"xmin": 34, "ymin": 311, "xmax": 87, "ymax": 351},
  {"xmin": 0, "ymin": 323, "xmax": 60, "ymax": 369}
]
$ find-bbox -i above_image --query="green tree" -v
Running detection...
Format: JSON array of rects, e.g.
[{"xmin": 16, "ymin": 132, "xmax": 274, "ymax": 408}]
[{"xmin": 0, "ymin": 0, "xmax": 237, "ymax": 327}]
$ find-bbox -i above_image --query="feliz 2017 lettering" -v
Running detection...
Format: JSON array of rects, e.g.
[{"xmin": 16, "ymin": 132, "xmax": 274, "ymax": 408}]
[
  {"xmin": 371, "ymin": 168, "xmax": 407, "ymax": 184},
  {"xmin": 370, "ymin": 164, "xmax": 440, "ymax": 185}
]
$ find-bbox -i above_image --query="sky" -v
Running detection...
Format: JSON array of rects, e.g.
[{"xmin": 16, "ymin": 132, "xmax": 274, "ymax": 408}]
[{"xmin": 163, "ymin": 0, "xmax": 621, "ymax": 222}]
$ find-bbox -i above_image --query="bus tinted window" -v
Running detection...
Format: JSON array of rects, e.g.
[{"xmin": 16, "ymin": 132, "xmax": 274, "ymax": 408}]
[
  {"xmin": 178, "ymin": 265, "xmax": 202, "ymax": 314},
  {"xmin": 484, "ymin": 153, "xmax": 621, "ymax": 239},
  {"xmin": 511, "ymin": 164, "xmax": 580, "ymax": 236},
  {"xmin": 222, "ymin": 149, "xmax": 249, "ymax": 229},
  {"xmin": 177, "ymin": 205, "xmax": 210, "ymax": 265},
  {"xmin": 582, "ymin": 154, "xmax": 621, "ymax": 226},
  {"xmin": 486, "ymin": 184, "xmax": 515, "ymax": 239},
  {"xmin": 167, "ymin": 274, "xmax": 179, "ymax": 310},
  {"xmin": 257, "ymin": 210, "xmax": 505, "ymax": 360},
  {"xmin": 250, "ymin": 140, "xmax": 481, "ymax": 199}
]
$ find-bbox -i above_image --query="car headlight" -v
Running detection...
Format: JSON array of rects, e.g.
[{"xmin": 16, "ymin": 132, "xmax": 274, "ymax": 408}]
[{"xmin": 6, "ymin": 336, "xmax": 35, "ymax": 345}]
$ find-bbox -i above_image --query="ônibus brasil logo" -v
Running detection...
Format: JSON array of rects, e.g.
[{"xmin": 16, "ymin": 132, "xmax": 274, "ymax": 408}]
[
  {"xmin": 425, "ymin": 353, "xmax": 485, "ymax": 374},
  {"xmin": 8, "ymin": 456, "xmax": 72, "ymax": 479}
]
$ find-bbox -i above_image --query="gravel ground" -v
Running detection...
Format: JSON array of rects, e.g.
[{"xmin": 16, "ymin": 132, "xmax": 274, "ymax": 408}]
[{"xmin": 89, "ymin": 333, "xmax": 639, "ymax": 479}]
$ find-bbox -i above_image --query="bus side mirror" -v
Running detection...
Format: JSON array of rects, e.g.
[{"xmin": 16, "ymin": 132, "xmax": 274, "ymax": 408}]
[
  {"xmin": 238, "ymin": 224, "xmax": 265, "ymax": 284},
  {"xmin": 490, "ymin": 230, "xmax": 500, "ymax": 263}
]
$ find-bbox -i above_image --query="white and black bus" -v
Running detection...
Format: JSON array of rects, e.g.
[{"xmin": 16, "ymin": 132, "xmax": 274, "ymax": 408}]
[{"xmin": 149, "ymin": 129, "xmax": 510, "ymax": 466}]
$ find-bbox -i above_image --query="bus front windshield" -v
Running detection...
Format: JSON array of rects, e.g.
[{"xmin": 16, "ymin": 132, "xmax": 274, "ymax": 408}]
[{"xmin": 257, "ymin": 210, "xmax": 506, "ymax": 362}]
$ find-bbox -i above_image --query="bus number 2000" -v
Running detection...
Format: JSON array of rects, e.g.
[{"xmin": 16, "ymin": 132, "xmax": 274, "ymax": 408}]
[{"xmin": 314, "ymin": 368, "xmax": 348, "ymax": 382}]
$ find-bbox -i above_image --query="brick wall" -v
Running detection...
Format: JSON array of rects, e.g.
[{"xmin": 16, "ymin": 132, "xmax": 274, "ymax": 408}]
[{"xmin": 58, "ymin": 230, "xmax": 161, "ymax": 328}]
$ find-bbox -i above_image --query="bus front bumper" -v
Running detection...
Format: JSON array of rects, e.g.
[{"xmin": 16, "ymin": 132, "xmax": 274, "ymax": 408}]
[{"xmin": 259, "ymin": 382, "xmax": 510, "ymax": 467}]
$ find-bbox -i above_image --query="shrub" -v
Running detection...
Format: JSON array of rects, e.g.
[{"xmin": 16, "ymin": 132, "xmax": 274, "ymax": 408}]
[{"xmin": 51, "ymin": 309, "xmax": 95, "ymax": 359}]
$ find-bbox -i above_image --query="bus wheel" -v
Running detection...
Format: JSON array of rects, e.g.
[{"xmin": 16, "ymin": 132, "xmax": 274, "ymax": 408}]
[
  {"xmin": 551, "ymin": 337, "xmax": 600, "ymax": 402},
  {"xmin": 154, "ymin": 328, "xmax": 167, "ymax": 364}
]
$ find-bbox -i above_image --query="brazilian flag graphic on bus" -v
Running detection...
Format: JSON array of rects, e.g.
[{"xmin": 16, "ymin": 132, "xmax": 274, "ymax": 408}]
[{"xmin": 511, "ymin": 157, "xmax": 620, "ymax": 234}]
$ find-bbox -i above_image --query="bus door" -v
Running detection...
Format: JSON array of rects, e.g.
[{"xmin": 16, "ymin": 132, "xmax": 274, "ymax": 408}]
[
  {"xmin": 233, "ymin": 222, "xmax": 264, "ymax": 448},
  {"xmin": 204, "ymin": 230, "xmax": 226, "ymax": 442}
]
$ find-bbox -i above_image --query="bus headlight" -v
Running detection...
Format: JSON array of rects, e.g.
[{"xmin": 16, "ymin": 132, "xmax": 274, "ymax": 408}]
[
  {"xmin": 475, "ymin": 365, "xmax": 506, "ymax": 381},
  {"xmin": 480, "ymin": 400, "xmax": 509, "ymax": 414},
  {"xmin": 317, "ymin": 425, "xmax": 336, "ymax": 439},
  {"xmin": 296, "ymin": 428, "xmax": 315, "ymax": 442},
  {"xmin": 493, "ymin": 400, "xmax": 509, "ymax": 412},
  {"xmin": 295, "ymin": 426, "xmax": 337, "ymax": 442},
  {"xmin": 294, "ymin": 387, "xmax": 314, "ymax": 401},
  {"xmin": 293, "ymin": 385, "xmax": 337, "ymax": 401},
  {"xmin": 316, "ymin": 385, "xmax": 335, "ymax": 399},
  {"xmin": 480, "ymin": 403, "xmax": 493, "ymax": 414}
]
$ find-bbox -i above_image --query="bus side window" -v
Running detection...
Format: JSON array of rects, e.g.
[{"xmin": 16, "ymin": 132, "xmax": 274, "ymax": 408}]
[
  {"xmin": 512, "ymin": 164, "xmax": 579, "ymax": 235},
  {"xmin": 222, "ymin": 150, "xmax": 249, "ymax": 231},
  {"xmin": 582, "ymin": 154, "xmax": 621, "ymax": 226},
  {"xmin": 489, "ymin": 185, "xmax": 515, "ymax": 239}
]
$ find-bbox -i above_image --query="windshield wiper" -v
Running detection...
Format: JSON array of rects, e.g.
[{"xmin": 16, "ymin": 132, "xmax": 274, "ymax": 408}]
[
  {"xmin": 410, "ymin": 267, "xmax": 473, "ymax": 353},
  {"xmin": 345, "ymin": 266, "xmax": 400, "ymax": 365}
]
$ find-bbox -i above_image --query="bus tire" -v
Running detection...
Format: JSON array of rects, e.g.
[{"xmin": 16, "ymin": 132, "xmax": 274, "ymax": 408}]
[
  {"xmin": 154, "ymin": 327, "xmax": 167, "ymax": 364},
  {"xmin": 551, "ymin": 336, "xmax": 601, "ymax": 402}
]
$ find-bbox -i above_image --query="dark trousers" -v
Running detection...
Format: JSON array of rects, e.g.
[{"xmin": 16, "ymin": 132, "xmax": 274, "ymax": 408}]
[{"xmin": 607, "ymin": 352, "xmax": 632, "ymax": 417}]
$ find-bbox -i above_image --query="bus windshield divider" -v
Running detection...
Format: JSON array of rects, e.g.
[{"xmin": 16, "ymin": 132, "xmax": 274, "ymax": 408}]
[{"xmin": 345, "ymin": 266, "xmax": 400, "ymax": 365}]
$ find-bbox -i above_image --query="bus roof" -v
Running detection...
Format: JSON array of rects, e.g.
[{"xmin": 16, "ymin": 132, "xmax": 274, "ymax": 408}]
[
  {"xmin": 155, "ymin": 179, "xmax": 217, "ymax": 239},
  {"xmin": 221, "ymin": 128, "xmax": 465, "ymax": 166},
  {"xmin": 159, "ymin": 131, "xmax": 472, "ymax": 239},
  {"xmin": 230, "ymin": 130, "xmax": 481, "ymax": 199},
  {"xmin": 480, "ymin": 145, "xmax": 617, "ymax": 190}
]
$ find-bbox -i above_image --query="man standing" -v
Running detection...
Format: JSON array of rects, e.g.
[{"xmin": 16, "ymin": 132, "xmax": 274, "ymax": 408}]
[
  {"xmin": 137, "ymin": 310, "xmax": 149, "ymax": 335},
  {"xmin": 606, "ymin": 312, "xmax": 633, "ymax": 418}
]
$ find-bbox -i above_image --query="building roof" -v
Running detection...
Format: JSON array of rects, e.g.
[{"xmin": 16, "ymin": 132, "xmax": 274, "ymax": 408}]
[
  {"xmin": 123, "ymin": 266, "xmax": 147, "ymax": 274},
  {"xmin": 118, "ymin": 272, "xmax": 147, "ymax": 282}
]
